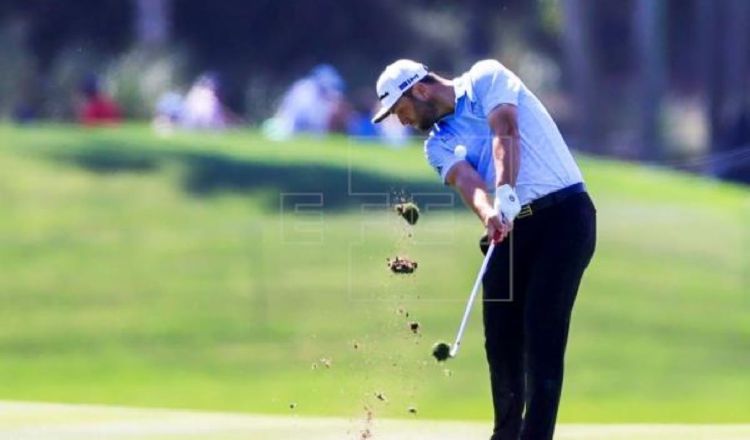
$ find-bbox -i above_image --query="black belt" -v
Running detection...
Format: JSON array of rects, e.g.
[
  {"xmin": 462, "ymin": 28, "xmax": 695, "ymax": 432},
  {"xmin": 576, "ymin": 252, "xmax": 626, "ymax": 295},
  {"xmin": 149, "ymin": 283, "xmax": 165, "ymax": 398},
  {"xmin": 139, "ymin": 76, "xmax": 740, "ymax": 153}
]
[{"xmin": 516, "ymin": 182, "xmax": 586, "ymax": 219}]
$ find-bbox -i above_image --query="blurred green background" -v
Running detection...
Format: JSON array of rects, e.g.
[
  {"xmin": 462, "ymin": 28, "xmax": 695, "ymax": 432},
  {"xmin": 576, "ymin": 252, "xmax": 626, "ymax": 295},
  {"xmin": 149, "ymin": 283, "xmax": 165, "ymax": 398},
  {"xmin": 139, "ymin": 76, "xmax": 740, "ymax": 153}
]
[
  {"xmin": 0, "ymin": 0, "xmax": 749, "ymax": 429},
  {"xmin": 2, "ymin": 0, "xmax": 750, "ymax": 182},
  {"xmin": 0, "ymin": 124, "xmax": 747, "ymax": 422}
]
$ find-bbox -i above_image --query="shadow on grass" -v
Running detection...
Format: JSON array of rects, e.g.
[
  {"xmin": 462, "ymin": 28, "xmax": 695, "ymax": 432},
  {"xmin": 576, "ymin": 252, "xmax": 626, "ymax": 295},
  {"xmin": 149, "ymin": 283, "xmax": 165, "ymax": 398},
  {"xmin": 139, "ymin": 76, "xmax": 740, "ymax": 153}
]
[
  {"xmin": 50, "ymin": 144, "xmax": 456, "ymax": 212},
  {"xmin": 57, "ymin": 150, "xmax": 160, "ymax": 173}
]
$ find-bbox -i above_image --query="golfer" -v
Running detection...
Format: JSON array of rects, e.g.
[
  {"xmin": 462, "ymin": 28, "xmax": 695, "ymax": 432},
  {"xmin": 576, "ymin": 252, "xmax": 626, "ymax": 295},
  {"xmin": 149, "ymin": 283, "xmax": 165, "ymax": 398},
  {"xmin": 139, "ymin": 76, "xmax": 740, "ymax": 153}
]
[{"xmin": 372, "ymin": 59, "xmax": 596, "ymax": 440}]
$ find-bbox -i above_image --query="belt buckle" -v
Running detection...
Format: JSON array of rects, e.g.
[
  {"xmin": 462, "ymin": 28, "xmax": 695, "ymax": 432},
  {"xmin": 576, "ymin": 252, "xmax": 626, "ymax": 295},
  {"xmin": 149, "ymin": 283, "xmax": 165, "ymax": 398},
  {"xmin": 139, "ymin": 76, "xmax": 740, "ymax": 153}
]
[{"xmin": 517, "ymin": 204, "xmax": 533, "ymax": 219}]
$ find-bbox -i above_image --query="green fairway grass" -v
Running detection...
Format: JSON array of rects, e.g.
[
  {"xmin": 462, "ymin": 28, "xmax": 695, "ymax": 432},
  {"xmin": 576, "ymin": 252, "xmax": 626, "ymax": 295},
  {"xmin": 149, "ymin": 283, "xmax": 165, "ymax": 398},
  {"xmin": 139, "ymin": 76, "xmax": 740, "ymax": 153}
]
[
  {"xmin": 3, "ymin": 401, "xmax": 750, "ymax": 440},
  {"xmin": 0, "ymin": 124, "xmax": 747, "ymax": 423}
]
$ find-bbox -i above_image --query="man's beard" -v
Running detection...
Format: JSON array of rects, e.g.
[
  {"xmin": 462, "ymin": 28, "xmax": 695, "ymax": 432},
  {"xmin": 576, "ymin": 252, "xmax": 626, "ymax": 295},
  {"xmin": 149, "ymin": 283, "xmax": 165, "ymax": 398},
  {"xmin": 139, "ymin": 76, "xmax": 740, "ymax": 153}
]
[{"xmin": 412, "ymin": 99, "xmax": 442, "ymax": 132}]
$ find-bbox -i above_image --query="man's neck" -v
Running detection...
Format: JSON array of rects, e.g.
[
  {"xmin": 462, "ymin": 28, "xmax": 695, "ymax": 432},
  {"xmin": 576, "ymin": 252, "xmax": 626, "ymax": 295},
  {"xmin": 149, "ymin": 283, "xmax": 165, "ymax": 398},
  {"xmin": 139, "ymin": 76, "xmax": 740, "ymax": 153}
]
[{"xmin": 433, "ymin": 78, "xmax": 456, "ymax": 119}]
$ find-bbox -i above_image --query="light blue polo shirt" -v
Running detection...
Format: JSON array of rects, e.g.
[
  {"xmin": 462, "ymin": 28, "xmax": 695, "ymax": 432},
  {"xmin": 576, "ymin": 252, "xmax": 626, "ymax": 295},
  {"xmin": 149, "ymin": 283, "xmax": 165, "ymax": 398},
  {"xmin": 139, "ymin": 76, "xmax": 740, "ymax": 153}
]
[{"xmin": 424, "ymin": 59, "xmax": 583, "ymax": 205}]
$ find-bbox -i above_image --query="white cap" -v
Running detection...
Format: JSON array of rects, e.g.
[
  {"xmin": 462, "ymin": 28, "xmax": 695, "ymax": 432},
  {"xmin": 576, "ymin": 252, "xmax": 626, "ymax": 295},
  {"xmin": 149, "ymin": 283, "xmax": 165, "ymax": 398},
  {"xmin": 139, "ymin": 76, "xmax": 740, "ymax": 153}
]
[{"xmin": 372, "ymin": 59, "xmax": 428, "ymax": 123}]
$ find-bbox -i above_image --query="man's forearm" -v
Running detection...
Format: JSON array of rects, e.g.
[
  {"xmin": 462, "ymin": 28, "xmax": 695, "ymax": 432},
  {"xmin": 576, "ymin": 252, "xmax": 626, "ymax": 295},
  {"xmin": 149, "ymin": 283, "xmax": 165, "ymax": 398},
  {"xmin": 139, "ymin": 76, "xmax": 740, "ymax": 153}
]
[
  {"xmin": 493, "ymin": 134, "xmax": 520, "ymax": 187},
  {"xmin": 488, "ymin": 105, "xmax": 521, "ymax": 188},
  {"xmin": 454, "ymin": 170, "xmax": 496, "ymax": 225}
]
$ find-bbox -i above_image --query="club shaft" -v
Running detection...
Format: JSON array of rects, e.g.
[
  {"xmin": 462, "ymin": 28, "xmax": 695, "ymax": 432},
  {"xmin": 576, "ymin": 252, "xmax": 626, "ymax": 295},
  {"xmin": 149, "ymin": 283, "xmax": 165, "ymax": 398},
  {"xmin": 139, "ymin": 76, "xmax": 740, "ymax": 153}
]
[{"xmin": 450, "ymin": 242, "xmax": 495, "ymax": 357}]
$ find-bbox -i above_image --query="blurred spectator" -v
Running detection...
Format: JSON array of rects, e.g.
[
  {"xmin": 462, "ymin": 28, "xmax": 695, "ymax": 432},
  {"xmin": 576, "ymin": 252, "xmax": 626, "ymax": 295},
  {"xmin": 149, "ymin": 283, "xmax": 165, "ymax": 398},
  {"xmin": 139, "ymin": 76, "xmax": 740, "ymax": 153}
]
[
  {"xmin": 180, "ymin": 72, "xmax": 229, "ymax": 130},
  {"xmin": 345, "ymin": 87, "xmax": 409, "ymax": 147},
  {"xmin": 12, "ymin": 102, "xmax": 37, "ymax": 124},
  {"xmin": 156, "ymin": 91, "xmax": 184, "ymax": 123},
  {"xmin": 77, "ymin": 74, "xmax": 122, "ymax": 126},
  {"xmin": 12, "ymin": 76, "xmax": 40, "ymax": 124},
  {"xmin": 152, "ymin": 91, "xmax": 184, "ymax": 134},
  {"xmin": 346, "ymin": 88, "xmax": 379, "ymax": 140},
  {"xmin": 263, "ymin": 64, "xmax": 348, "ymax": 140}
]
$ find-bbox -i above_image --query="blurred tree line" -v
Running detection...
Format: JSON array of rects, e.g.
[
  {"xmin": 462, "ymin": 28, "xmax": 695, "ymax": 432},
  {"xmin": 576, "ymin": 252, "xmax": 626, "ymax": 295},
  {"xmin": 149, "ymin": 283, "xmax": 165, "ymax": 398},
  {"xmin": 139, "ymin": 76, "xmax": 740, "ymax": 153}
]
[{"xmin": 0, "ymin": 0, "xmax": 747, "ymax": 182}]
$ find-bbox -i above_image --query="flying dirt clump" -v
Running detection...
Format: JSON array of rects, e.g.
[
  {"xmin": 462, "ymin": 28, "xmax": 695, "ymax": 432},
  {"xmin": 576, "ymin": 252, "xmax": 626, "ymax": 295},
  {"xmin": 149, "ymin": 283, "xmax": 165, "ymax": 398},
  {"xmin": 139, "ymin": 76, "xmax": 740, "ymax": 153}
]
[
  {"xmin": 387, "ymin": 256, "xmax": 418, "ymax": 274},
  {"xmin": 375, "ymin": 392, "xmax": 388, "ymax": 402},
  {"xmin": 407, "ymin": 406, "xmax": 418, "ymax": 415},
  {"xmin": 394, "ymin": 202, "xmax": 420, "ymax": 225},
  {"xmin": 432, "ymin": 341, "xmax": 451, "ymax": 362},
  {"xmin": 409, "ymin": 321, "xmax": 421, "ymax": 334}
]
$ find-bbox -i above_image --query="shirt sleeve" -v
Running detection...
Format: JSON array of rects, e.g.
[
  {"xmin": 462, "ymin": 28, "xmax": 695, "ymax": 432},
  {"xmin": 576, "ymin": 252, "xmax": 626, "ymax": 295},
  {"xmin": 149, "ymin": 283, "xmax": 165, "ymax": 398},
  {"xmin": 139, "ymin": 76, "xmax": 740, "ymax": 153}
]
[
  {"xmin": 424, "ymin": 137, "xmax": 463, "ymax": 184},
  {"xmin": 470, "ymin": 59, "xmax": 522, "ymax": 116}
]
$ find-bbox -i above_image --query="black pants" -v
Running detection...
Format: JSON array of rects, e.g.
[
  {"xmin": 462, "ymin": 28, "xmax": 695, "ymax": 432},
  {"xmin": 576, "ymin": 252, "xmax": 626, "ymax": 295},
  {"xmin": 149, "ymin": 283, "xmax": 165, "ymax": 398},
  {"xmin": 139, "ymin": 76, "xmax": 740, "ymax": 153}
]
[{"xmin": 482, "ymin": 192, "xmax": 596, "ymax": 440}]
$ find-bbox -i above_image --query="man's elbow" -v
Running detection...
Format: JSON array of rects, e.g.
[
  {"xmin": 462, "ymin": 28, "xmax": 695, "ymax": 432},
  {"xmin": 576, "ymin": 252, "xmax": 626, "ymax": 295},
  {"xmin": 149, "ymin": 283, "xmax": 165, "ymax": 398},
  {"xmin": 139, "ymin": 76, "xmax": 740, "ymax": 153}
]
[
  {"xmin": 446, "ymin": 162, "xmax": 477, "ymax": 191},
  {"xmin": 445, "ymin": 165, "xmax": 460, "ymax": 187},
  {"xmin": 492, "ymin": 103, "xmax": 518, "ymax": 121}
]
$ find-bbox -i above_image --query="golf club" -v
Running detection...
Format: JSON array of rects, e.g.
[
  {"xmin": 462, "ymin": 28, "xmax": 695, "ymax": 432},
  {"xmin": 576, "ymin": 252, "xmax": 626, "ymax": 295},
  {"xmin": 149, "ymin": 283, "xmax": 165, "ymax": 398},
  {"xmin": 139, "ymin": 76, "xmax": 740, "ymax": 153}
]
[
  {"xmin": 448, "ymin": 241, "xmax": 496, "ymax": 359},
  {"xmin": 434, "ymin": 186, "xmax": 520, "ymax": 361}
]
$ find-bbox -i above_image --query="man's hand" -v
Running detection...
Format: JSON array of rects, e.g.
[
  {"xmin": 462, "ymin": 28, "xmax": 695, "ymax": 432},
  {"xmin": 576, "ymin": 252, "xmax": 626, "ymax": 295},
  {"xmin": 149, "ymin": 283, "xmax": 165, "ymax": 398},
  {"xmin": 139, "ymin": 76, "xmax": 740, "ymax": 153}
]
[
  {"xmin": 482, "ymin": 208, "xmax": 511, "ymax": 244},
  {"xmin": 496, "ymin": 184, "xmax": 522, "ymax": 223},
  {"xmin": 446, "ymin": 162, "xmax": 510, "ymax": 243}
]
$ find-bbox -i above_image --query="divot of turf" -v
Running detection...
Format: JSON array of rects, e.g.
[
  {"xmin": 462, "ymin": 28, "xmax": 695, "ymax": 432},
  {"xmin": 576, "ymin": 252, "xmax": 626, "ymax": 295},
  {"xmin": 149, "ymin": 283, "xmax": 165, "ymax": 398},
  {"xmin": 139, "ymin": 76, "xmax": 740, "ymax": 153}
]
[
  {"xmin": 394, "ymin": 202, "xmax": 420, "ymax": 225},
  {"xmin": 409, "ymin": 321, "xmax": 421, "ymax": 334}
]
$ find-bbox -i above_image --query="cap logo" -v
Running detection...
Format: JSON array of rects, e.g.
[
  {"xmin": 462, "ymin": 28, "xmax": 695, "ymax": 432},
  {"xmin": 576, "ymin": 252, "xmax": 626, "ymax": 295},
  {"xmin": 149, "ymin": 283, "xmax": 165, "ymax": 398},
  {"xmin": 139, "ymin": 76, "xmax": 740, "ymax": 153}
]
[
  {"xmin": 378, "ymin": 91, "xmax": 390, "ymax": 101},
  {"xmin": 398, "ymin": 73, "xmax": 420, "ymax": 91}
]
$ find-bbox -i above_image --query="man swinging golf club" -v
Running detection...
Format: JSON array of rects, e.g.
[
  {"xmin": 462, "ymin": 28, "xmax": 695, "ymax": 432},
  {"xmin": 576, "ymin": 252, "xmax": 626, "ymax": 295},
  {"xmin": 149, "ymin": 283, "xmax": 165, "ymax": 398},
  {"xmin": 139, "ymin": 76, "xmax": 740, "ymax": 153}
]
[{"xmin": 372, "ymin": 59, "xmax": 596, "ymax": 440}]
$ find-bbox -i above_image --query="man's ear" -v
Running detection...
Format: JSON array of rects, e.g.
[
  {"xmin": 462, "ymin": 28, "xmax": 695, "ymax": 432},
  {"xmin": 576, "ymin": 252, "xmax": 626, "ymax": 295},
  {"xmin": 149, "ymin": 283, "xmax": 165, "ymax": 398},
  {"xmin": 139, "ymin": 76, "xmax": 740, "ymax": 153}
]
[{"xmin": 410, "ymin": 83, "xmax": 430, "ymax": 101}]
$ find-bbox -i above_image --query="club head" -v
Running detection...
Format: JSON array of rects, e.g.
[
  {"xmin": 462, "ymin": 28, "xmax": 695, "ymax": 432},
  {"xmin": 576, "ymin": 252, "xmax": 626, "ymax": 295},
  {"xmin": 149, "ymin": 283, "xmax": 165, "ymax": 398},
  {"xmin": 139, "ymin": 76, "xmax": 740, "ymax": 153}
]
[{"xmin": 431, "ymin": 341, "xmax": 452, "ymax": 362}]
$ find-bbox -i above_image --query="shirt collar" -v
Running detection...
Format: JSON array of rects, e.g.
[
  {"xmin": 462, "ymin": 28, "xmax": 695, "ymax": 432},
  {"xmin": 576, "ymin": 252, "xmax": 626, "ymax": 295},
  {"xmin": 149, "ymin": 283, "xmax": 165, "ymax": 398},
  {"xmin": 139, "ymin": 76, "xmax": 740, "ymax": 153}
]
[
  {"xmin": 431, "ymin": 76, "xmax": 467, "ymax": 132},
  {"xmin": 452, "ymin": 75, "xmax": 467, "ymax": 104}
]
